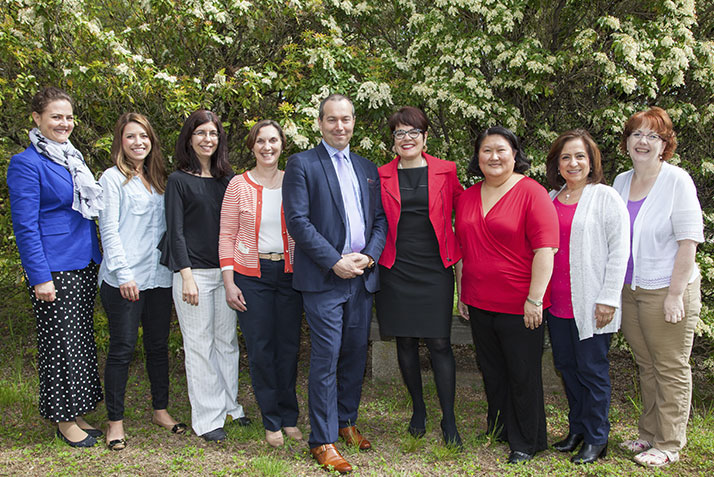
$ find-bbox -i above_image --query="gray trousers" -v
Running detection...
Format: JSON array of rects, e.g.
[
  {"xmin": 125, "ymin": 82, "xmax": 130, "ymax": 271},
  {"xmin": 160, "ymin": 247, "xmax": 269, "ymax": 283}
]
[{"xmin": 173, "ymin": 269, "xmax": 244, "ymax": 435}]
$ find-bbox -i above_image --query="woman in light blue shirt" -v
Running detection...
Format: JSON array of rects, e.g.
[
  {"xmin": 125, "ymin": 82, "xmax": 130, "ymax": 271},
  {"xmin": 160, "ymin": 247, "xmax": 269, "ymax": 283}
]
[{"xmin": 98, "ymin": 113, "xmax": 186, "ymax": 450}]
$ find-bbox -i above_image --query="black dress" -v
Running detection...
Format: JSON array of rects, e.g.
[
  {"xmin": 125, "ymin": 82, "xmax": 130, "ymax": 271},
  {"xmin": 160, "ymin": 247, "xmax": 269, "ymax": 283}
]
[{"xmin": 376, "ymin": 166, "xmax": 454, "ymax": 338}]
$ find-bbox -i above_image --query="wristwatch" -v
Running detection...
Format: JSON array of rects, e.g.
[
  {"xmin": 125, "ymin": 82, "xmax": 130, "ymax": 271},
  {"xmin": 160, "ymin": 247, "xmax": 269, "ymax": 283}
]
[
  {"xmin": 366, "ymin": 255, "xmax": 375, "ymax": 269},
  {"xmin": 526, "ymin": 296, "xmax": 543, "ymax": 307}
]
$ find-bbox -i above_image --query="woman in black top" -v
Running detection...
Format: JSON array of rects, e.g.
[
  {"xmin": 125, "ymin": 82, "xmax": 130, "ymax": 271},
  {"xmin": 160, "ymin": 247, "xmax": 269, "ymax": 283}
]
[{"xmin": 161, "ymin": 110, "xmax": 250, "ymax": 442}]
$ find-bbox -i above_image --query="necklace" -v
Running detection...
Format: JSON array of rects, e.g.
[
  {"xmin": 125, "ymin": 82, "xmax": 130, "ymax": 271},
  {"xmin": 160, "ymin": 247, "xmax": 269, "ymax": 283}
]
[
  {"xmin": 561, "ymin": 185, "xmax": 584, "ymax": 203},
  {"xmin": 251, "ymin": 168, "xmax": 282, "ymax": 189}
]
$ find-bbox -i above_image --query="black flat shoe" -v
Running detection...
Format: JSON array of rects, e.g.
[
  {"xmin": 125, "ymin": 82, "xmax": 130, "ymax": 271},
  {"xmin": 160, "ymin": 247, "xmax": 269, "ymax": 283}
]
[
  {"xmin": 170, "ymin": 423, "xmax": 188, "ymax": 434},
  {"xmin": 440, "ymin": 420, "xmax": 462, "ymax": 448},
  {"xmin": 408, "ymin": 414, "xmax": 426, "ymax": 438},
  {"xmin": 552, "ymin": 433, "xmax": 584, "ymax": 452},
  {"xmin": 571, "ymin": 442, "xmax": 608, "ymax": 464},
  {"xmin": 83, "ymin": 428, "xmax": 103, "ymax": 438},
  {"xmin": 55, "ymin": 429, "xmax": 97, "ymax": 448},
  {"xmin": 107, "ymin": 438, "xmax": 126, "ymax": 451},
  {"xmin": 234, "ymin": 416, "xmax": 252, "ymax": 427},
  {"xmin": 508, "ymin": 450, "xmax": 534, "ymax": 464},
  {"xmin": 201, "ymin": 427, "xmax": 227, "ymax": 443}
]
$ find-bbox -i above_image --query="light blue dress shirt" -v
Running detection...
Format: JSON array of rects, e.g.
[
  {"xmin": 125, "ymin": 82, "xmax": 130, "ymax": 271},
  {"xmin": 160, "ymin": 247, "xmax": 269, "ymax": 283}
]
[
  {"xmin": 97, "ymin": 166, "xmax": 172, "ymax": 290},
  {"xmin": 322, "ymin": 140, "xmax": 366, "ymax": 253}
]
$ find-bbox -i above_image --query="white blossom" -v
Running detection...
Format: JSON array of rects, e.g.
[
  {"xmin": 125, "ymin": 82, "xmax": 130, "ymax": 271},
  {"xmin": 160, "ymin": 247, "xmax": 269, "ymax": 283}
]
[
  {"xmin": 356, "ymin": 81, "xmax": 393, "ymax": 109},
  {"xmin": 154, "ymin": 72, "xmax": 177, "ymax": 83}
]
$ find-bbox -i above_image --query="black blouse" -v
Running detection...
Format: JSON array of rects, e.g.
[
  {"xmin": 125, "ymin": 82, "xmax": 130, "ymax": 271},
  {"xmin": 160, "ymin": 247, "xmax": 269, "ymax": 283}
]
[{"xmin": 160, "ymin": 170, "xmax": 233, "ymax": 271}]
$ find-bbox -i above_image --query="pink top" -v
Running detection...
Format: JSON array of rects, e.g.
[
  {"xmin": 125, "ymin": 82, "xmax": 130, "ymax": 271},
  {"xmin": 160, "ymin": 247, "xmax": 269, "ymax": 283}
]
[
  {"xmin": 455, "ymin": 177, "xmax": 559, "ymax": 315},
  {"xmin": 549, "ymin": 197, "xmax": 577, "ymax": 318}
]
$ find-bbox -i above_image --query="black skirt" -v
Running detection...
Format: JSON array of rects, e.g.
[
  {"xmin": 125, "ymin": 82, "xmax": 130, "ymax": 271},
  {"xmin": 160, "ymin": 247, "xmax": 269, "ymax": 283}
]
[{"xmin": 376, "ymin": 167, "xmax": 454, "ymax": 338}]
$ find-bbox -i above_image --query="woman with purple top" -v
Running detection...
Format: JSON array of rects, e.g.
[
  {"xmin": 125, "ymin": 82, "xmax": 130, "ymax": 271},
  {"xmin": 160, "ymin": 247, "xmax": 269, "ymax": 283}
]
[
  {"xmin": 614, "ymin": 107, "xmax": 704, "ymax": 468},
  {"xmin": 544, "ymin": 129, "xmax": 628, "ymax": 464}
]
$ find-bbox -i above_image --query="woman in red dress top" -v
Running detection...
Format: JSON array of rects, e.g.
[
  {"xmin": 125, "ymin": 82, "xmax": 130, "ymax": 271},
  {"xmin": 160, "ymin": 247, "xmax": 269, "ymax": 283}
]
[{"xmin": 455, "ymin": 126, "xmax": 558, "ymax": 464}]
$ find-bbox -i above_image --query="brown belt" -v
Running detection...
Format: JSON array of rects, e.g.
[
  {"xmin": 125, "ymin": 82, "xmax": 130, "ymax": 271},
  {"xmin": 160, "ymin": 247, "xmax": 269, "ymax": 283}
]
[{"xmin": 258, "ymin": 253, "xmax": 284, "ymax": 261}]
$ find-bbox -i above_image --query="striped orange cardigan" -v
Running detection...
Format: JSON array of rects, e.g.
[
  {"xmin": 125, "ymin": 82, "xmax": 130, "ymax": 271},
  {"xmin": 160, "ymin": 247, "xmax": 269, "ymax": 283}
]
[{"xmin": 218, "ymin": 172, "xmax": 294, "ymax": 277}]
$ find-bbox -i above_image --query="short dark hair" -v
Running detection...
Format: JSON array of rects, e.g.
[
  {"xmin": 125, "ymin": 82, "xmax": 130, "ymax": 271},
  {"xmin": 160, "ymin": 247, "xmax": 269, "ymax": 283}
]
[
  {"xmin": 318, "ymin": 94, "xmax": 354, "ymax": 120},
  {"xmin": 245, "ymin": 119, "xmax": 287, "ymax": 152},
  {"xmin": 619, "ymin": 106, "xmax": 677, "ymax": 161},
  {"xmin": 468, "ymin": 126, "xmax": 530, "ymax": 176},
  {"xmin": 545, "ymin": 129, "xmax": 605, "ymax": 189},
  {"xmin": 31, "ymin": 87, "xmax": 73, "ymax": 114},
  {"xmin": 388, "ymin": 106, "xmax": 429, "ymax": 133},
  {"xmin": 175, "ymin": 110, "xmax": 232, "ymax": 178}
]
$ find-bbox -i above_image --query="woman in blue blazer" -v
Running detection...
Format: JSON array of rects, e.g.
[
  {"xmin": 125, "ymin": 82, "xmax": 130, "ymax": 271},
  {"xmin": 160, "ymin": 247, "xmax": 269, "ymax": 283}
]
[{"xmin": 6, "ymin": 87, "xmax": 104, "ymax": 447}]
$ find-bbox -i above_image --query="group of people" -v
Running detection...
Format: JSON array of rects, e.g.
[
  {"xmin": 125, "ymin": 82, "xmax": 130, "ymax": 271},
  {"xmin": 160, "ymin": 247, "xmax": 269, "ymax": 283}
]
[{"xmin": 7, "ymin": 88, "xmax": 702, "ymax": 472}]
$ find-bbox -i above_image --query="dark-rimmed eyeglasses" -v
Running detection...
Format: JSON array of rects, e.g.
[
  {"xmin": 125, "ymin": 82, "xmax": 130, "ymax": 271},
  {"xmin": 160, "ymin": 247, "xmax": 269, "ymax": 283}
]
[{"xmin": 393, "ymin": 128, "xmax": 423, "ymax": 140}]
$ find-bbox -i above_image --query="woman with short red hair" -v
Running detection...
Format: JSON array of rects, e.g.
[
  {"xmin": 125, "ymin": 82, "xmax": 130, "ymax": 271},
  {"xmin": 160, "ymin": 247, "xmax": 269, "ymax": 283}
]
[{"xmin": 614, "ymin": 107, "xmax": 704, "ymax": 468}]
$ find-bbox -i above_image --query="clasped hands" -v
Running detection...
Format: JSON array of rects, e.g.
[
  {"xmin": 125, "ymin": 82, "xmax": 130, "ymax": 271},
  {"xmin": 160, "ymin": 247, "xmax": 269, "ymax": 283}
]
[{"xmin": 332, "ymin": 252, "xmax": 371, "ymax": 279}]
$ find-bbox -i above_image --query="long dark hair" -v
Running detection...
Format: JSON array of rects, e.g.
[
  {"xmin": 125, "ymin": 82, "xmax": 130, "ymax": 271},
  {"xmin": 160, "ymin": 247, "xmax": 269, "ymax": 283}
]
[
  {"xmin": 175, "ymin": 110, "xmax": 232, "ymax": 178},
  {"xmin": 111, "ymin": 112, "xmax": 167, "ymax": 193}
]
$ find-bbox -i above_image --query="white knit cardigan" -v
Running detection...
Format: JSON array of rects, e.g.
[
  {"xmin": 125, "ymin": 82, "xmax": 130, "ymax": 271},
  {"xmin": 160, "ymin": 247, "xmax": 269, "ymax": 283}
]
[
  {"xmin": 613, "ymin": 162, "xmax": 704, "ymax": 291},
  {"xmin": 549, "ymin": 183, "xmax": 630, "ymax": 340}
]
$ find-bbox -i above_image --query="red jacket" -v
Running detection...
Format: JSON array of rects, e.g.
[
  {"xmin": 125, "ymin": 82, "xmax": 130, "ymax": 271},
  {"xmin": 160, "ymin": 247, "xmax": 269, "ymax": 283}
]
[{"xmin": 378, "ymin": 152, "xmax": 463, "ymax": 268}]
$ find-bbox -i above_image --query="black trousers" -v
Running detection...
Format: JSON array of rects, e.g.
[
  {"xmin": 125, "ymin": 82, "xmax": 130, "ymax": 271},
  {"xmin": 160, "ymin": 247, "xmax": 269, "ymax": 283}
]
[
  {"xmin": 234, "ymin": 259, "xmax": 303, "ymax": 431},
  {"xmin": 468, "ymin": 306, "xmax": 548, "ymax": 454},
  {"xmin": 100, "ymin": 283, "xmax": 173, "ymax": 421}
]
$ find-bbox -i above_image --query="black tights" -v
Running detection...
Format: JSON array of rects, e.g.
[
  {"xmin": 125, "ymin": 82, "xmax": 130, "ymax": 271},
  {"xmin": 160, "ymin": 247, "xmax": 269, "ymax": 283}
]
[{"xmin": 396, "ymin": 336, "xmax": 456, "ymax": 431}]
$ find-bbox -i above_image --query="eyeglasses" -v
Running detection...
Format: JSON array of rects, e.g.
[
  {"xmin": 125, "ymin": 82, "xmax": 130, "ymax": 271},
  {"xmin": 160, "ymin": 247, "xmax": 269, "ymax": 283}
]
[
  {"xmin": 193, "ymin": 130, "xmax": 219, "ymax": 139},
  {"xmin": 631, "ymin": 131, "xmax": 662, "ymax": 142},
  {"xmin": 393, "ymin": 128, "xmax": 423, "ymax": 140}
]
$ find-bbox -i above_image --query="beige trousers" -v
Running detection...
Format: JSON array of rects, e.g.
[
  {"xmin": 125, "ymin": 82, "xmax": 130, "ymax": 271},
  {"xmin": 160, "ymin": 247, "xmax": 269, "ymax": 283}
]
[{"xmin": 620, "ymin": 276, "xmax": 701, "ymax": 452}]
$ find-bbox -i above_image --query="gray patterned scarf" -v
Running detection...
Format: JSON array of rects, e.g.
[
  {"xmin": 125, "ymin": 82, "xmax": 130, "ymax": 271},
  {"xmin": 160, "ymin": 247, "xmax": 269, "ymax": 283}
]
[{"xmin": 29, "ymin": 127, "xmax": 104, "ymax": 219}]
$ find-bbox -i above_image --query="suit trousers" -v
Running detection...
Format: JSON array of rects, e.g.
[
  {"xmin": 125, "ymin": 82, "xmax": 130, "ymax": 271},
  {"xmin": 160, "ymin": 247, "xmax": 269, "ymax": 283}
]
[
  {"xmin": 468, "ymin": 306, "xmax": 548, "ymax": 455},
  {"xmin": 173, "ymin": 269, "xmax": 244, "ymax": 436},
  {"xmin": 234, "ymin": 259, "xmax": 303, "ymax": 431},
  {"xmin": 101, "ymin": 283, "xmax": 173, "ymax": 421},
  {"xmin": 546, "ymin": 312, "xmax": 612, "ymax": 445},
  {"xmin": 620, "ymin": 276, "xmax": 701, "ymax": 452},
  {"xmin": 302, "ymin": 277, "xmax": 372, "ymax": 447}
]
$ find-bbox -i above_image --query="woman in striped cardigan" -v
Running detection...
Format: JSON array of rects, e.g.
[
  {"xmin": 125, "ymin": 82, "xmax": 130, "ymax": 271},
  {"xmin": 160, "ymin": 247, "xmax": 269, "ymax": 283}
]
[{"xmin": 219, "ymin": 120, "xmax": 303, "ymax": 447}]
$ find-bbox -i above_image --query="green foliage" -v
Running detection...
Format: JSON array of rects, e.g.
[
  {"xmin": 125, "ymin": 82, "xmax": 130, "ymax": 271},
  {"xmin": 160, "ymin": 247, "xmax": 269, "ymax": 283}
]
[{"xmin": 0, "ymin": 0, "xmax": 712, "ymax": 344}]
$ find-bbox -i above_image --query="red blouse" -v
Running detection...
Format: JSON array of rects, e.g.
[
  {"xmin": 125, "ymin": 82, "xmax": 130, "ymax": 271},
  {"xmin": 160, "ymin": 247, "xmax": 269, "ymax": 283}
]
[{"xmin": 455, "ymin": 177, "xmax": 558, "ymax": 315}]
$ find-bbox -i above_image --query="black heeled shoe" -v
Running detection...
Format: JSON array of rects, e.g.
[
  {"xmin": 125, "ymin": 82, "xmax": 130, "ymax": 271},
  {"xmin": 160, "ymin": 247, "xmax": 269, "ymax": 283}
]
[
  {"xmin": 440, "ymin": 420, "xmax": 462, "ymax": 448},
  {"xmin": 408, "ymin": 415, "xmax": 426, "ymax": 438},
  {"xmin": 571, "ymin": 442, "xmax": 608, "ymax": 464},
  {"xmin": 552, "ymin": 433, "xmax": 584, "ymax": 452}
]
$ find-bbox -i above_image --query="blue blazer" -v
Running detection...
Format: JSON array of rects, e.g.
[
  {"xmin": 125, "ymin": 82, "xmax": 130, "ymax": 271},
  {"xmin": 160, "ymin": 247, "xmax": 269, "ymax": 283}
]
[
  {"xmin": 283, "ymin": 142, "xmax": 387, "ymax": 293},
  {"xmin": 7, "ymin": 145, "xmax": 102, "ymax": 286}
]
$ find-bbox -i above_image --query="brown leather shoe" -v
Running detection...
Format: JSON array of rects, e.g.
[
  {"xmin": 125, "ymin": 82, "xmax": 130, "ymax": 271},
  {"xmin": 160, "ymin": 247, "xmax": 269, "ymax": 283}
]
[
  {"xmin": 338, "ymin": 426, "xmax": 372, "ymax": 451},
  {"xmin": 310, "ymin": 443, "xmax": 352, "ymax": 474}
]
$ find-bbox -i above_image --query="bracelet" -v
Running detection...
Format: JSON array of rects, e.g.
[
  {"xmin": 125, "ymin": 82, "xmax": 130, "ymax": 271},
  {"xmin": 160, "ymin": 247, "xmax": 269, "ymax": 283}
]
[{"xmin": 526, "ymin": 296, "xmax": 543, "ymax": 307}]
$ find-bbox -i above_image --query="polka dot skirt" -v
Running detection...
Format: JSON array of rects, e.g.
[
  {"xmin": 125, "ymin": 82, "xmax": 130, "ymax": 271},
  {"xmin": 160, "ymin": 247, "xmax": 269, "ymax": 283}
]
[{"xmin": 28, "ymin": 264, "xmax": 103, "ymax": 422}]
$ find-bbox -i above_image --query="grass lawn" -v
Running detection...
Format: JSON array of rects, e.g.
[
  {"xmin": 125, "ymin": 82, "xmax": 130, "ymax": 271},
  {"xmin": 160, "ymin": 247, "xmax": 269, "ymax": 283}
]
[{"xmin": 1, "ymin": 287, "xmax": 712, "ymax": 476}]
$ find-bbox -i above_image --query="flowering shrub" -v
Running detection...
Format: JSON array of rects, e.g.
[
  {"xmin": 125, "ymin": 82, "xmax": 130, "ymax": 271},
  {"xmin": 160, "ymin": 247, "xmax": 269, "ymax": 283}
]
[{"xmin": 1, "ymin": 0, "xmax": 712, "ymax": 340}]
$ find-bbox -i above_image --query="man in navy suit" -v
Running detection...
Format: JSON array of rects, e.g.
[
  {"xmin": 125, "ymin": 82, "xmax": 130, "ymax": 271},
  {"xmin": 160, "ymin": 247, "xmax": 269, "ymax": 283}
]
[{"xmin": 283, "ymin": 94, "xmax": 387, "ymax": 473}]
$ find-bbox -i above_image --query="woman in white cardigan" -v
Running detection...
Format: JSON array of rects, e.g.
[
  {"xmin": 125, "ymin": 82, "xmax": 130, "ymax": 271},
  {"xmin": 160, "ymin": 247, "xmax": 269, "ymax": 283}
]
[
  {"xmin": 614, "ymin": 107, "xmax": 704, "ymax": 468},
  {"xmin": 544, "ymin": 129, "xmax": 629, "ymax": 464}
]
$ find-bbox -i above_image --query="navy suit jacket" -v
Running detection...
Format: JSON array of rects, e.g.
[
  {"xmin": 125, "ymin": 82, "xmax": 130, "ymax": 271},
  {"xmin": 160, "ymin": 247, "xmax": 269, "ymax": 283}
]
[
  {"xmin": 7, "ymin": 145, "xmax": 102, "ymax": 286},
  {"xmin": 283, "ymin": 142, "xmax": 387, "ymax": 293}
]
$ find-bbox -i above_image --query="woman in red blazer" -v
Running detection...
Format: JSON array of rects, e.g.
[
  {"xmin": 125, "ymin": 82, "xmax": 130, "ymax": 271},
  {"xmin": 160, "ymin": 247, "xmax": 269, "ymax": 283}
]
[{"xmin": 376, "ymin": 107, "xmax": 463, "ymax": 446}]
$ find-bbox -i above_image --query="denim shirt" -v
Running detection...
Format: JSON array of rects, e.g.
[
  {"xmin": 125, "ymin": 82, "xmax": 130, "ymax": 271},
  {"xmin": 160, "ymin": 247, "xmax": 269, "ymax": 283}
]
[{"xmin": 98, "ymin": 166, "xmax": 172, "ymax": 290}]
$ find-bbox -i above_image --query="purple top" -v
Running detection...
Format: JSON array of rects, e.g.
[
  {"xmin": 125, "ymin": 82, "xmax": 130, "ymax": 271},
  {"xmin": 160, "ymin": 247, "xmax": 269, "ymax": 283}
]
[
  {"xmin": 550, "ymin": 197, "xmax": 577, "ymax": 319},
  {"xmin": 624, "ymin": 197, "xmax": 646, "ymax": 285}
]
